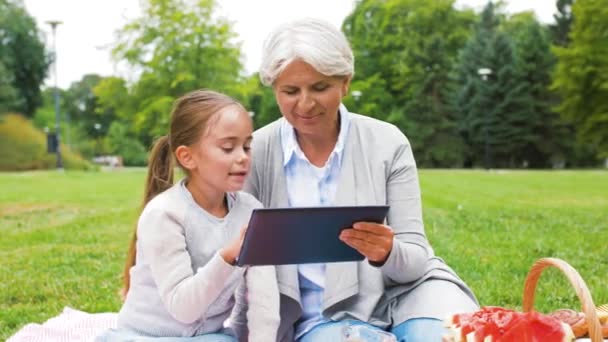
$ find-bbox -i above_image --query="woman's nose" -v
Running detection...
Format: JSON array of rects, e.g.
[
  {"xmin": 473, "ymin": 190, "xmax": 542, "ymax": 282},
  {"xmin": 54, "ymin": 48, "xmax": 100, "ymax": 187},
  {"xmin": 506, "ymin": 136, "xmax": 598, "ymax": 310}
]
[{"xmin": 296, "ymin": 92, "xmax": 315, "ymax": 113}]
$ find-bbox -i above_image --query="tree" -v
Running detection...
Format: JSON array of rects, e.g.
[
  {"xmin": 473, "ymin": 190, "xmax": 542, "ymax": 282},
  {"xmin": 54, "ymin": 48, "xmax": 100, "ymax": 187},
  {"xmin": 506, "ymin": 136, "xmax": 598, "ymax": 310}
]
[
  {"xmin": 502, "ymin": 13, "xmax": 569, "ymax": 167},
  {"xmin": 0, "ymin": 0, "xmax": 49, "ymax": 116},
  {"xmin": 232, "ymin": 73, "xmax": 280, "ymax": 129},
  {"xmin": 111, "ymin": 0, "xmax": 244, "ymax": 144},
  {"xmin": 343, "ymin": 0, "xmax": 476, "ymax": 167},
  {"xmin": 0, "ymin": 61, "xmax": 20, "ymax": 114},
  {"xmin": 105, "ymin": 122, "xmax": 148, "ymax": 166},
  {"xmin": 450, "ymin": 2, "xmax": 532, "ymax": 168},
  {"xmin": 550, "ymin": 0, "xmax": 574, "ymax": 47},
  {"xmin": 62, "ymin": 74, "xmax": 111, "ymax": 137},
  {"xmin": 552, "ymin": 0, "xmax": 608, "ymax": 158}
]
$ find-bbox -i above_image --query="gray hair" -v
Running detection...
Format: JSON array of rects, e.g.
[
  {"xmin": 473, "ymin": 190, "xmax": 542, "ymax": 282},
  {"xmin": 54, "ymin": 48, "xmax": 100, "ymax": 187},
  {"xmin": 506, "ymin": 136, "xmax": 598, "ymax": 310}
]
[{"xmin": 259, "ymin": 17, "xmax": 355, "ymax": 86}]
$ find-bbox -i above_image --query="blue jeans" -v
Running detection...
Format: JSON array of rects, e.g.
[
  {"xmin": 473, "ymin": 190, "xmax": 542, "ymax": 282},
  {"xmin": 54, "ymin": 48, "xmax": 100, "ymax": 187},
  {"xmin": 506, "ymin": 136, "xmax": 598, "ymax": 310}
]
[
  {"xmin": 391, "ymin": 318, "xmax": 446, "ymax": 342},
  {"xmin": 95, "ymin": 328, "xmax": 238, "ymax": 342},
  {"xmin": 297, "ymin": 318, "xmax": 446, "ymax": 342}
]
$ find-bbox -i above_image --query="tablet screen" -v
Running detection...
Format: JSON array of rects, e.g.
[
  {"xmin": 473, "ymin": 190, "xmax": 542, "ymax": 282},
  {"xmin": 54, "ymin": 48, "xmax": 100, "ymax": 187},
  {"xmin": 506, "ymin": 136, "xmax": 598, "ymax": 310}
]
[{"xmin": 236, "ymin": 205, "xmax": 389, "ymax": 266}]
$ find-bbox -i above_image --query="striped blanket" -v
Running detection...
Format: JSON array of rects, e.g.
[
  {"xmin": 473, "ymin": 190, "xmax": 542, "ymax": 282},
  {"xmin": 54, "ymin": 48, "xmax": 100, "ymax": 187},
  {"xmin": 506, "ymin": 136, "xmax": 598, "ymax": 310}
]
[{"xmin": 7, "ymin": 307, "xmax": 116, "ymax": 342}]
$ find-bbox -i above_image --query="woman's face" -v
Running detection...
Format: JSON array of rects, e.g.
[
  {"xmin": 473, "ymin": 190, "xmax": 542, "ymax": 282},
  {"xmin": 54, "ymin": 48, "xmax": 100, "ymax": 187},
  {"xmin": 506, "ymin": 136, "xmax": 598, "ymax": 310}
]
[{"xmin": 273, "ymin": 60, "xmax": 350, "ymax": 137}]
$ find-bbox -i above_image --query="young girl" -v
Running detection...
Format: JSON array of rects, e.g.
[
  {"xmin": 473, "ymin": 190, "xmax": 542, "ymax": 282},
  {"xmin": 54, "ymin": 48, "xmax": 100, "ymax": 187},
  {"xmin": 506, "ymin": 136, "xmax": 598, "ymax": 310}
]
[{"xmin": 96, "ymin": 90, "xmax": 279, "ymax": 342}]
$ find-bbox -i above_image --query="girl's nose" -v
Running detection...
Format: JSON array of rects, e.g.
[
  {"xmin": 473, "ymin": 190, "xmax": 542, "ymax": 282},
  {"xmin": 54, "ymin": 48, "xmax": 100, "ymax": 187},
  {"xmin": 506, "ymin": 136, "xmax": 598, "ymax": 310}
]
[{"xmin": 237, "ymin": 148, "xmax": 249, "ymax": 163}]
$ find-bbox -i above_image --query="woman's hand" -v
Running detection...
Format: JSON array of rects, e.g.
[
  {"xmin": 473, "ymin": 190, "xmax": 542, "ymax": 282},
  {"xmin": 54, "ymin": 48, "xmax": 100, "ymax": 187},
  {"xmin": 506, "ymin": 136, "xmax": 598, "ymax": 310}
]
[
  {"xmin": 339, "ymin": 222, "xmax": 394, "ymax": 264},
  {"xmin": 220, "ymin": 225, "xmax": 247, "ymax": 265}
]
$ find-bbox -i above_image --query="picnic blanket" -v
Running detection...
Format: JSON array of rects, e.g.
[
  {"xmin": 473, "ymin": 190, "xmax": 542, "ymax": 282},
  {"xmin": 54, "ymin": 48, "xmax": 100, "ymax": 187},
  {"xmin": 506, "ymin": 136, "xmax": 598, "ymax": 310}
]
[
  {"xmin": 7, "ymin": 307, "xmax": 116, "ymax": 342},
  {"xmin": 7, "ymin": 307, "xmax": 604, "ymax": 341}
]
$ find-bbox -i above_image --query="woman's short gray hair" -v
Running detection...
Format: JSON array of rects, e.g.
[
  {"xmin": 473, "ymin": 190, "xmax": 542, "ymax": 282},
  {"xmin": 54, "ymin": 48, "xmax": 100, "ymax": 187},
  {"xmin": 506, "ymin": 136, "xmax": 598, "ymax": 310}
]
[{"xmin": 259, "ymin": 17, "xmax": 355, "ymax": 86}]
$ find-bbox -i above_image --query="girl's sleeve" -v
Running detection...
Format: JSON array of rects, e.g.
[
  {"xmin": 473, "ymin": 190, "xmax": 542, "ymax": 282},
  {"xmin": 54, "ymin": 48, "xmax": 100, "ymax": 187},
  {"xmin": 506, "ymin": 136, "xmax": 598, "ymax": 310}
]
[
  {"xmin": 245, "ymin": 265, "xmax": 280, "ymax": 341},
  {"xmin": 138, "ymin": 207, "xmax": 245, "ymax": 324},
  {"xmin": 229, "ymin": 266, "xmax": 280, "ymax": 341}
]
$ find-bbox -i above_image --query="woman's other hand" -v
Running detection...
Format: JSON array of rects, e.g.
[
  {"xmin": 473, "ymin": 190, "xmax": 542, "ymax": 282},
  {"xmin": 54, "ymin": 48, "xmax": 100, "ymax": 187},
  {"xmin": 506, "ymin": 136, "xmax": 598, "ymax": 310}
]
[
  {"xmin": 339, "ymin": 222, "xmax": 394, "ymax": 264},
  {"xmin": 220, "ymin": 225, "xmax": 248, "ymax": 265}
]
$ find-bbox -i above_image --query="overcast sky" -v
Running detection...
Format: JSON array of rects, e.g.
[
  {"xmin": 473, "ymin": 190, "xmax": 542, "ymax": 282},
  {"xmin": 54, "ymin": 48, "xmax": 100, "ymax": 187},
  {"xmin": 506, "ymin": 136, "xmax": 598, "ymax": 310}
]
[{"xmin": 22, "ymin": 0, "xmax": 557, "ymax": 89}]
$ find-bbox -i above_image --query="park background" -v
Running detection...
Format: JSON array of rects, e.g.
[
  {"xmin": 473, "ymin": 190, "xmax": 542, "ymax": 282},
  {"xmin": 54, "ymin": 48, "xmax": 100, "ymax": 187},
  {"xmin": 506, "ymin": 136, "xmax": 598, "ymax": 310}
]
[{"xmin": 1, "ymin": 0, "xmax": 607, "ymax": 340}]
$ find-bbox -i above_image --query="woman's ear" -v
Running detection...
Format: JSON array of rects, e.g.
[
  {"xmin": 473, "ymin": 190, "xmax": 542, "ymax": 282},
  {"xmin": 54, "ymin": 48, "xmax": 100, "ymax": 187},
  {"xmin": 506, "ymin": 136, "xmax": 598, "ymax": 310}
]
[
  {"xmin": 175, "ymin": 145, "xmax": 195, "ymax": 170},
  {"xmin": 341, "ymin": 76, "xmax": 352, "ymax": 98}
]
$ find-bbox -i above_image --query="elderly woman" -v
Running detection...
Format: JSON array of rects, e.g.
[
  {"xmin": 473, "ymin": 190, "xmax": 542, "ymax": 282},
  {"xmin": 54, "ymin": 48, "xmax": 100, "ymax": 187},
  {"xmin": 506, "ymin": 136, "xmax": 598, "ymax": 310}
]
[{"xmin": 238, "ymin": 18, "xmax": 478, "ymax": 342}]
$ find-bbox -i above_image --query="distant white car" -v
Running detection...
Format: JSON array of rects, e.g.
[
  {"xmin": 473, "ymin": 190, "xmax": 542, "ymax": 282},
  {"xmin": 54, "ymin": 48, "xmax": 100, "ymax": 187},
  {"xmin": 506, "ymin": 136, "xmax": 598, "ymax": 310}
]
[{"xmin": 92, "ymin": 155, "xmax": 123, "ymax": 168}]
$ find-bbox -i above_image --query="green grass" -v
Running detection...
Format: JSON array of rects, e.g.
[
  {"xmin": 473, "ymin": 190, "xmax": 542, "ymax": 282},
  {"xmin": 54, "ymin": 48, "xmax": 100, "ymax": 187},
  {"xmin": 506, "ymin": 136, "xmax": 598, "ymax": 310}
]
[{"xmin": 1, "ymin": 169, "xmax": 607, "ymax": 339}]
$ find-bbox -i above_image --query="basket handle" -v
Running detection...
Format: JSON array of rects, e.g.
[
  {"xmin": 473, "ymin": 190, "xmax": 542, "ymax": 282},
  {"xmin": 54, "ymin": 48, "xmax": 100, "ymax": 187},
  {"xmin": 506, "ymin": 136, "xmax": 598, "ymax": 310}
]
[{"xmin": 522, "ymin": 257, "xmax": 602, "ymax": 342}]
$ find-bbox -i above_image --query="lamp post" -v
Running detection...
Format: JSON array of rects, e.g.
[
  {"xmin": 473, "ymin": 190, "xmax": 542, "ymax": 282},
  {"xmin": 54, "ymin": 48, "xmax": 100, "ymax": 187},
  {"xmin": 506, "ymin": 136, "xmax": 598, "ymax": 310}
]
[
  {"xmin": 46, "ymin": 20, "xmax": 63, "ymax": 170},
  {"xmin": 477, "ymin": 67, "xmax": 492, "ymax": 170},
  {"xmin": 351, "ymin": 90, "xmax": 362, "ymax": 111}
]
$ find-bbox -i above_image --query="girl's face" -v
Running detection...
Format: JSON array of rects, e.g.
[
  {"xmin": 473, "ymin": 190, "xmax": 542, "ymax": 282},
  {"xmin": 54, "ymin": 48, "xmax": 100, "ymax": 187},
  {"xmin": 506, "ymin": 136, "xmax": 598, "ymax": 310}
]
[
  {"xmin": 273, "ymin": 60, "xmax": 350, "ymax": 138},
  {"xmin": 186, "ymin": 105, "xmax": 253, "ymax": 194}
]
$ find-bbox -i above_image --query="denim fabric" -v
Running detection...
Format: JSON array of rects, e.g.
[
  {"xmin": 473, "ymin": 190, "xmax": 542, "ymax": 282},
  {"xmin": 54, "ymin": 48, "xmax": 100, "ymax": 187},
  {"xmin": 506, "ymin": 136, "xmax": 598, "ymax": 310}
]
[
  {"xmin": 296, "ymin": 318, "xmax": 446, "ymax": 342},
  {"xmin": 390, "ymin": 318, "xmax": 446, "ymax": 342},
  {"xmin": 297, "ymin": 320, "xmax": 395, "ymax": 342}
]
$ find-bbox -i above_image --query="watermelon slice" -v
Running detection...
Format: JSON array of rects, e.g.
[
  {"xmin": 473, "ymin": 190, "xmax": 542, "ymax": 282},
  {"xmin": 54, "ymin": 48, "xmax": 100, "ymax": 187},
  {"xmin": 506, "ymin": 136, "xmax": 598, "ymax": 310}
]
[{"xmin": 444, "ymin": 307, "xmax": 575, "ymax": 342}]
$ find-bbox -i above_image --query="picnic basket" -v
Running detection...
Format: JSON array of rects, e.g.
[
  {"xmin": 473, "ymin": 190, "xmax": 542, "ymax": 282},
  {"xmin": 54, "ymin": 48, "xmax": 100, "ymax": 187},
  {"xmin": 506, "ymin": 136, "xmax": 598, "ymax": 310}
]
[{"xmin": 523, "ymin": 257, "xmax": 603, "ymax": 341}]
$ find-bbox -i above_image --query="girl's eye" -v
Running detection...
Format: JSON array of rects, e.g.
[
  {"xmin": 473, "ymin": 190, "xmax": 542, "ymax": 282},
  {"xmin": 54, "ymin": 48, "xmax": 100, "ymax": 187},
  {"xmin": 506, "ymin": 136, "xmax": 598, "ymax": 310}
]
[
  {"xmin": 314, "ymin": 84, "xmax": 329, "ymax": 91},
  {"xmin": 221, "ymin": 147, "xmax": 234, "ymax": 153},
  {"xmin": 243, "ymin": 145, "xmax": 251, "ymax": 152},
  {"xmin": 283, "ymin": 89, "xmax": 297, "ymax": 95}
]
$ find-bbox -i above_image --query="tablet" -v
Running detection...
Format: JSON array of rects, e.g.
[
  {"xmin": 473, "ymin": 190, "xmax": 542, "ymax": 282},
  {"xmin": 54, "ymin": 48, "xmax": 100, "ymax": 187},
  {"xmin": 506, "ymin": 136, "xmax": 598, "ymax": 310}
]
[{"xmin": 236, "ymin": 205, "xmax": 390, "ymax": 266}]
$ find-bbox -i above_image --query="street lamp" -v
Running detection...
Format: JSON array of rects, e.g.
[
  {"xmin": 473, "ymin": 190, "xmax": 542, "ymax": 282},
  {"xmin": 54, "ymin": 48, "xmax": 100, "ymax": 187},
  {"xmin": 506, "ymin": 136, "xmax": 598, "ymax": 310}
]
[
  {"xmin": 477, "ymin": 67, "xmax": 492, "ymax": 170},
  {"xmin": 351, "ymin": 90, "xmax": 362, "ymax": 111},
  {"xmin": 46, "ymin": 20, "xmax": 63, "ymax": 170}
]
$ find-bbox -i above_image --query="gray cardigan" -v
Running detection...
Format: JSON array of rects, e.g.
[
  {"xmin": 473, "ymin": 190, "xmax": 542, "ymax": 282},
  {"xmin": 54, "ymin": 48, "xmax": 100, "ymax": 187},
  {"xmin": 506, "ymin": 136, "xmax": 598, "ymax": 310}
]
[{"xmin": 239, "ymin": 111, "xmax": 477, "ymax": 341}]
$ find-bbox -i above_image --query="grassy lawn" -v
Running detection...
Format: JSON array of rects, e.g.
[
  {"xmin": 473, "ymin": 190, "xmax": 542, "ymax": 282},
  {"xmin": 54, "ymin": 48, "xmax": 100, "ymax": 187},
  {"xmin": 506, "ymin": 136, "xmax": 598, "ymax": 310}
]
[{"xmin": 1, "ymin": 169, "xmax": 607, "ymax": 339}]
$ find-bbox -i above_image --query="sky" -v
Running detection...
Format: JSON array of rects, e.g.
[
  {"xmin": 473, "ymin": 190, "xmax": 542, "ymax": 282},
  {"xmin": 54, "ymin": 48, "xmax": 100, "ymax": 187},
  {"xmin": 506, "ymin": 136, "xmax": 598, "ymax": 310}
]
[{"xmin": 22, "ymin": 0, "xmax": 558, "ymax": 89}]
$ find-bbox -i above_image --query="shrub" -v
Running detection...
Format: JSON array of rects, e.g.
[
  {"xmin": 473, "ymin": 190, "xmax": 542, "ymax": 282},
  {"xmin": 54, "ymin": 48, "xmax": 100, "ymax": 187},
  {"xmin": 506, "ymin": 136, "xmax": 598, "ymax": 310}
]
[{"xmin": 0, "ymin": 113, "xmax": 94, "ymax": 171}]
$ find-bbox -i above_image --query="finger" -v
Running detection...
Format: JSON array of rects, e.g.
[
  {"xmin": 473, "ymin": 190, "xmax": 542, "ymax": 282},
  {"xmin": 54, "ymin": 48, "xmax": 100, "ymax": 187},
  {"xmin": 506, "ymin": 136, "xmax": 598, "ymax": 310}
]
[
  {"xmin": 342, "ymin": 236, "xmax": 389, "ymax": 262},
  {"xmin": 353, "ymin": 222, "xmax": 393, "ymax": 236},
  {"xmin": 341, "ymin": 234, "xmax": 389, "ymax": 253},
  {"xmin": 239, "ymin": 225, "xmax": 248, "ymax": 240},
  {"xmin": 341, "ymin": 229, "xmax": 392, "ymax": 247}
]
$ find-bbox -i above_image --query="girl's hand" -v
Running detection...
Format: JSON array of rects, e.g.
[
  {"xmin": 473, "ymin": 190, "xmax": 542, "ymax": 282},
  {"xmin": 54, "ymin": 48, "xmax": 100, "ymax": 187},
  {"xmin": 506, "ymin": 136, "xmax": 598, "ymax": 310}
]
[
  {"xmin": 339, "ymin": 222, "xmax": 394, "ymax": 264},
  {"xmin": 220, "ymin": 225, "xmax": 247, "ymax": 265}
]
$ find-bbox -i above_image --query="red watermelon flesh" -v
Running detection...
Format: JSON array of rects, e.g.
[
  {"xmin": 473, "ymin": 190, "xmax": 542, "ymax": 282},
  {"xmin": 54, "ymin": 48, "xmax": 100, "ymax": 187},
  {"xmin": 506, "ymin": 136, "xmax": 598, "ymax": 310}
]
[
  {"xmin": 448, "ymin": 307, "xmax": 573, "ymax": 342},
  {"xmin": 500, "ymin": 311, "xmax": 569, "ymax": 342}
]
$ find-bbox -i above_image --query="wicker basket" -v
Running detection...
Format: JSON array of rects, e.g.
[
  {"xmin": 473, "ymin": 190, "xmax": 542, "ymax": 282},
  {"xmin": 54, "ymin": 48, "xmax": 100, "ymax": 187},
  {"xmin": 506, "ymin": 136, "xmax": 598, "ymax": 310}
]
[{"xmin": 522, "ymin": 258, "xmax": 603, "ymax": 341}]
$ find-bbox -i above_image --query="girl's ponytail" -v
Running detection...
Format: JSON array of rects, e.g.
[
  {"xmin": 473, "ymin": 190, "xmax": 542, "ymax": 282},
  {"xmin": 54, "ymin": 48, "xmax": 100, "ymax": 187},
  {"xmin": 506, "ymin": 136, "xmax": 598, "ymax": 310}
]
[{"xmin": 121, "ymin": 135, "xmax": 173, "ymax": 299}]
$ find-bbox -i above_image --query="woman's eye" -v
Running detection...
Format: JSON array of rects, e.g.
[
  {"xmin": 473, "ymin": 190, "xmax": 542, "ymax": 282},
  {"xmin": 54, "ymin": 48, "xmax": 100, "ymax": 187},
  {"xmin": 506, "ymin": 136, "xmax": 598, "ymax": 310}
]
[
  {"xmin": 284, "ymin": 89, "xmax": 297, "ymax": 95},
  {"xmin": 221, "ymin": 147, "xmax": 234, "ymax": 153},
  {"xmin": 243, "ymin": 145, "xmax": 251, "ymax": 152}
]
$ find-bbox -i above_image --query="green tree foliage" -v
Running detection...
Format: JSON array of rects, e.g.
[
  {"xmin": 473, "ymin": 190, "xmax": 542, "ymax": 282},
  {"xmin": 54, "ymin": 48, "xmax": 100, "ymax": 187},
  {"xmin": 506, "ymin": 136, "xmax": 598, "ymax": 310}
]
[
  {"xmin": 550, "ymin": 0, "xmax": 573, "ymax": 47},
  {"xmin": 552, "ymin": 0, "xmax": 608, "ymax": 158},
  {"xmin": 0, "ymin": 0, "xmax": 49, "ymax": 116},
  {"xmin": 343, "ymin": 0, "xmax": 476, "ymax": 167},
  {"xmin": 502, "ymin": 13, "xmax": 570, "ymax": 167},
  {"xmin": 451, "ymin": 2, "xmax": 535, "ymax": 168},
  {"xmin": 232, "ymin": 73, "xmax": 280, "ymax": 129},
  {"xmin": 0, "ymin": 61, "xmax": 19, "ymax": 114},
  {"xmin": 62, "ymin": 74, "xmax": 111, "ymax": 137},
  {"xmin": 105, "ymin": 122, "xmax": 148, "ymax": 166},
  {"xmin": 109, "ymin": 0, "xmax": 243, "ymax": 144}
]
